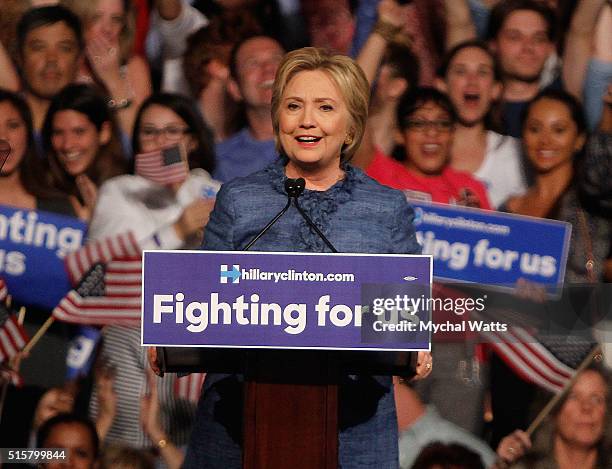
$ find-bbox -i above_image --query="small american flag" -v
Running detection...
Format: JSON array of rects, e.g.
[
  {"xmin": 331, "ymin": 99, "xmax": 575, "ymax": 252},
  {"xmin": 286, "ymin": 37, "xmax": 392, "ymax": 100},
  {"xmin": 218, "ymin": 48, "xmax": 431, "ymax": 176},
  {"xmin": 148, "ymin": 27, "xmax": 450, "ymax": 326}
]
[
  {"xmin": 0, "ymin": 277, "xmax": 8, "ymax": 302},
  {"xmin": 134, "ymin": 144, "xmax": 188, "ymax": 185},
  {"xmin": 53, "ymin": 233, "xmax": 142, "ymax": 326},
  {"xmin": 482, "ymin": 326, "xmax": 575, "ymax": 394},
  {"xmin": 174, "ymin": 373, "xmax": 206, "ymax": 404},
  {"xmin": 0, "ymin": 304, "xmax": 28, "ymax": 364},
  {"xmin": 436, "ymin": 283, "xmax": 580, "ymax": 395},
  {"xmin": 64, "ymin": 232, "xmax": 140, "ymax": 285}
]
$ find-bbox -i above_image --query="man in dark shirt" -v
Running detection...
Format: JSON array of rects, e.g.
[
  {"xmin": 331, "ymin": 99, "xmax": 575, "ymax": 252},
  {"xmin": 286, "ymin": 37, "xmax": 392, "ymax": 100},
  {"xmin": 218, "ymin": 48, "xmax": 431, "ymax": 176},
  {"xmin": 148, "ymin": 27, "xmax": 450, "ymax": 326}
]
[
  {"xmin": 16, "ymin": 6, "xmax": 83, "ymax": 132},
  {"xmin": 487, "ymin": 0, "xmax": 557, "ymax": 137},
  {"xmin": 213, "ymin": 36, "xmax": 285, "ymax": 182}
]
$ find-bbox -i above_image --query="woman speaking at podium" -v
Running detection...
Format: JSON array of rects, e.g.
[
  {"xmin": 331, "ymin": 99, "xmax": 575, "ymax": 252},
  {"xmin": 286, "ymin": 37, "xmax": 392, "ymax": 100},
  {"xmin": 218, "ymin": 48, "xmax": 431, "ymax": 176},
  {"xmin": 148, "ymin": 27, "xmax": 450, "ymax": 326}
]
[{"xmin": 164, "ymin": 47, "xmax": 433, "ymax": 468}]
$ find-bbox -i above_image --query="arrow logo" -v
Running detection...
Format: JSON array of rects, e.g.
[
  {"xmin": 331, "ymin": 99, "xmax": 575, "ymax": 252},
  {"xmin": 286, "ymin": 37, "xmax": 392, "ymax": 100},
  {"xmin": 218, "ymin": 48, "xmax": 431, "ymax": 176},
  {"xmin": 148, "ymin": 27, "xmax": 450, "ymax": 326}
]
[{"xmin": 220, "ymin": 264, "xmax": 241, "ymax": 283}]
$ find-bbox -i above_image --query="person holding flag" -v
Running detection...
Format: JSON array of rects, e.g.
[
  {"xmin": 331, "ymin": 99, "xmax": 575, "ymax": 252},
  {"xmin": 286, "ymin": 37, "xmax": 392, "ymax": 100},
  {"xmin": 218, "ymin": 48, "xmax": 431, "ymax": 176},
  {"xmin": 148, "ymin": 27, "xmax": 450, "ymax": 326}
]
[
  {"xmin": 83, "ymin": 92, "xmax": 219, "ymax": 454},
  {"xmin": 490, "ymin": 89, "xmax": 612, "ymax": 446},
  {"xmin": 494, "ymin": 365, "xmax": 611, "ymax": 469},
  {"xmin": 0, "ymin": 89, "xmax": 83, "ymax": 390}
]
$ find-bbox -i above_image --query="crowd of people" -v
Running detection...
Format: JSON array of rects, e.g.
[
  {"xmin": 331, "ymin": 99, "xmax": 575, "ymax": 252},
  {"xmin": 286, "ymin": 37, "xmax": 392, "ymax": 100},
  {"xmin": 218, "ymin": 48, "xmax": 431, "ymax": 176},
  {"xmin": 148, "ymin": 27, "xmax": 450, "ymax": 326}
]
[{"xmin": 0, "ymin": 0, "xmax": 611, "ymax": 468}]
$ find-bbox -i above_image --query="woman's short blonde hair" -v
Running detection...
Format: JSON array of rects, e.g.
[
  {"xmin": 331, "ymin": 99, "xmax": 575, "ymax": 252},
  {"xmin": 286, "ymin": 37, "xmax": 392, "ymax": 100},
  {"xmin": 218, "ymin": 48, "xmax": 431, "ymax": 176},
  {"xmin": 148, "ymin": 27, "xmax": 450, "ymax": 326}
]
[
  {"xmin": 271, "ymin": 47, "xmax": 370, "ymax": 163},
  {"xmin": 62, "ymin": 0, "xmax": 135, "ymax": 64}
]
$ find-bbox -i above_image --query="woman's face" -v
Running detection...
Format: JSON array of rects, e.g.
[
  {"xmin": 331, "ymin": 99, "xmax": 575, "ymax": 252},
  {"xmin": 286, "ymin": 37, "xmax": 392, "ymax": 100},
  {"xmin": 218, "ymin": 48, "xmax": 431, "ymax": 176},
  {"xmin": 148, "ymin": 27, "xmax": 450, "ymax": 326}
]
[
  {"xmin": 556, "ymin": 370, "xmax": 607, "ymax": 449},
  {"xmin": 278, "ymin": 69, "xmax": 351, "ymax": 174},
  {"xmin": 0, "ymin": 101, "xmax": 28, "ymax": 176},
  {"xmin": 523, "ymin": 98, "xmax": 584, "ymax": 174},
  {"xmin": 398, "ymin": 101, "xmax": 454, "ymax": 177},
  {"xmin": 137, "ymin": 104, "xmax": 196, "ymax": 155},
  {"xmin": 51, "ymin": 110, "xmax": 110, "ymax": 177},
  {"xmin": 444, "ymin": 46, "xmax": 500, "ymax": 126},
  {"xmin": 87, "ymin": 0, "xmax": 125, "ymax": 45}
]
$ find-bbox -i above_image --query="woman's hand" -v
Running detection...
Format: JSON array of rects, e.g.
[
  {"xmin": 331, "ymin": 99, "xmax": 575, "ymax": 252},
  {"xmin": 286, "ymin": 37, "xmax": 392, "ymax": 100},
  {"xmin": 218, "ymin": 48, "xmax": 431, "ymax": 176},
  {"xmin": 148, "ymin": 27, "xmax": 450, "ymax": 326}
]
[
  {"xmin": 457, "ymin": 188, "xmax": 483, "ymax": 208},
  {"xmin": 147, "ymin": 347, "xmax": 162, "ymax": 377},
  {"xmin": 141, "ymin": 368, "xmax": 185, "ymax": 469},
  {"xmin": 412, "ymin": 350, "xmax": 433, "ymax": 380},
  {"xmin": 174, "ymin": 198, "xmax": 216, "ymax": 241},
  {"xmin": 515, "ymin": 277, "xmax": 547, "ymax": 303},
  {"xmin": 94, "ymin": 364, "xmax": 117, "ymax": 441},
  {"xmin": 86, "ymin": 33, "xmax": 122, "ymax": 84},
  {"xmin": 69, "ymin": 175, "xmax": 98, "ymax": 221},
  {"xmin": 141, "ymin": 368, "xmax": 165, "ymax": 441},
  {"xmin": 377, "ymin": 0, "xmax": 409, "ymax": 29},
  {"xmin": 495, "ymin": 429, "xmax": 532, "ymax": 467}
]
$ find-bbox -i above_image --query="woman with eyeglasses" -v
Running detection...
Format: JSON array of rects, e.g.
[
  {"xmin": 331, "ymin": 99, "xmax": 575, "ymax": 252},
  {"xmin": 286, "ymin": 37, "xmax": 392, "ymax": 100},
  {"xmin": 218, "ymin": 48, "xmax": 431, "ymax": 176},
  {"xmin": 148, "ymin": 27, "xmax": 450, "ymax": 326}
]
[
  {"xmin": 42, "ymin": 84, "xmax": 127, "ymax": 221},
  {"xmin": 85, "ymin": 93, "xmax": 219, "ymax": 462},
  {"xmin": 367, "ymin": 87, "xmax": 492, "ymax": 441},
  {"xmin": 367, "ymin": 86, "xmax": 492, "ymax": 209},
  {"xmin": 89, "ymin": 93, "xmax": 218, "ymax": 246}
]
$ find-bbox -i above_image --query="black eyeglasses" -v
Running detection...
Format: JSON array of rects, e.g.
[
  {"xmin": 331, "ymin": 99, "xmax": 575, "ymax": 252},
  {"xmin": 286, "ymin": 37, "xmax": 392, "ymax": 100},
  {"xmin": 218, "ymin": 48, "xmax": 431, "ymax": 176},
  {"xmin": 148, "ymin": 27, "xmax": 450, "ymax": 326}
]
[{"xmin": 139, "ymin": 126, "xmax": 191, "ymax": 141}]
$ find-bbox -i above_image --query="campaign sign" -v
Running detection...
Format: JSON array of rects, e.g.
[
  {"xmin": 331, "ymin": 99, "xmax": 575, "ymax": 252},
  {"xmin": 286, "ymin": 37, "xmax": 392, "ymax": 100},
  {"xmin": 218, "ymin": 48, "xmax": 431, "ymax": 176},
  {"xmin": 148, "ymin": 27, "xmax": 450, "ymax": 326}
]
[
  {"xmin": 142, "ymin": 251, "xmax": 432, "ymax": 351},
  {"xmin": 0, "ymin": 205, "xmax": 86, "ymax": 309},
  {"xmin": 409, "ymin": 201, "xmax": 571, "ymax": 292}
]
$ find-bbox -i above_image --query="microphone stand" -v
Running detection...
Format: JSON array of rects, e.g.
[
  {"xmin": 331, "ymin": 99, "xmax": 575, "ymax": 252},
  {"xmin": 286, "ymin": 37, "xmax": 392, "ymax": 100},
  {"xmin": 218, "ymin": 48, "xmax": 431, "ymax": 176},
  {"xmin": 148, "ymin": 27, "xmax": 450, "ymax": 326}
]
[
  {"xmin": 243, "ymin": 197, "xmax": 292, "ymax": 251},
  {"xmin": 244, "ymin": 177, "xmax": 338, "ymax": 253}
]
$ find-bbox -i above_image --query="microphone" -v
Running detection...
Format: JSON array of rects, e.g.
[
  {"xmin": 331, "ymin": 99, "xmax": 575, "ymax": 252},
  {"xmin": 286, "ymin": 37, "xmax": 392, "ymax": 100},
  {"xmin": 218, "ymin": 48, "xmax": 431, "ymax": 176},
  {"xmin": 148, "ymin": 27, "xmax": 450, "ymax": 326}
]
[
  {"xmin": 284, "ymin": 177, "xmax": 305, "ymax": 198},
  {"xmin": 244, "ymin": 177, "xmax": 337, "ymax": 252},
  {"xmin": 0, "ymin": 139, "xmax": 11, "ymax": 172},
  {"xmin": 291, "ymin": 185, "xmax": 337, "ymax": 253}
]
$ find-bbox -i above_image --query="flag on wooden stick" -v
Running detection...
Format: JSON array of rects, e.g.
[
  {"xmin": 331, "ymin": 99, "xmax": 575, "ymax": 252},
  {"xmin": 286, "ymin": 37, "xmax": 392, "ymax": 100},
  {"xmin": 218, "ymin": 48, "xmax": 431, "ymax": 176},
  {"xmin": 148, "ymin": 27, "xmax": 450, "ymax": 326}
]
[{"xmin": 0, "ymin": 279, "xmax": 28, "ymax": 364}]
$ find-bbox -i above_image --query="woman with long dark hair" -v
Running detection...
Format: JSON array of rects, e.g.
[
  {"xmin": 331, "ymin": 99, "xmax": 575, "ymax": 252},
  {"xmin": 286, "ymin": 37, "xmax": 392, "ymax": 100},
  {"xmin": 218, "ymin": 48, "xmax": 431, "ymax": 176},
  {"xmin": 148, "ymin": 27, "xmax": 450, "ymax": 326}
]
[
  {"xmin": 87, "ymin": 92, "xmax": 219, "ymax": 465},
  {"xmin": 490, "ymin": 89, "xmax": 611, "ymax": 447},
  {"xmin": 42, "ymin": 83, "xmax": 127, "ymax": 220},
  {"xmin": 0, "ymin": 89, "xmax": 73, "ymax": 214}
]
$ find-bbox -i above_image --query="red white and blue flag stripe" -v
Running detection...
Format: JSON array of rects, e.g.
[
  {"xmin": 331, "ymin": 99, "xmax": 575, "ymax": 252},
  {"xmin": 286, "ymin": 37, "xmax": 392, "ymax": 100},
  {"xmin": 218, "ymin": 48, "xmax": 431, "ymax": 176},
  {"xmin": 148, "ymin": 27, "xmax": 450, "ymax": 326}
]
[
  {"xmin": 53, "ymin": 233, "xmax": 143, "ymax": 326},
  {"xmin": 134, "ymin": 145, "xmax": 188, "ymax": 185}
]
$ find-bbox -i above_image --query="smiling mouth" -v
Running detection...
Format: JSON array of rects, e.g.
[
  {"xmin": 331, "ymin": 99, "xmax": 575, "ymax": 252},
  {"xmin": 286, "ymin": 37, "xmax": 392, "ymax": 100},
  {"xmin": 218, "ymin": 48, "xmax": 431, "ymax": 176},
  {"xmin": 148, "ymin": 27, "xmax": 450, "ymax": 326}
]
[
  {"xmin": 62, "ymin": 152, "xmax": 83, "ymax": 162},
  {"xmin": 259, "ymin": 79, "xmax": 274, "ymax": 89},
  {"xmin": 536, "ymin": 150, "xmax": 557, "ymax": 158},
  {"xmin": 296, "ymin": 136, "xmax": 322, "ymax": 143},
  {"xmin": 463, "ymin": 92, "xmax": 480, "ymax": 105},
  {"xmin": 422, "ymin": 143, "xmax": 441, "ymax": 154}
]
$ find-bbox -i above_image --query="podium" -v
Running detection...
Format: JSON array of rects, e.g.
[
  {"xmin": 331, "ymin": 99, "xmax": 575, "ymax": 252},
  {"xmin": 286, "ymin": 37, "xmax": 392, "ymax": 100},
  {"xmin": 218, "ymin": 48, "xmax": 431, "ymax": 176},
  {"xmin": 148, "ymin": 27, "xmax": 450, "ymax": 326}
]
[
  {"xmin": 158, "ymin": 347, "xmax": 418, "ymax": 468},
  {"xmin": 143, "ymin": 250, "xmax": 431, "ymax": 468}
]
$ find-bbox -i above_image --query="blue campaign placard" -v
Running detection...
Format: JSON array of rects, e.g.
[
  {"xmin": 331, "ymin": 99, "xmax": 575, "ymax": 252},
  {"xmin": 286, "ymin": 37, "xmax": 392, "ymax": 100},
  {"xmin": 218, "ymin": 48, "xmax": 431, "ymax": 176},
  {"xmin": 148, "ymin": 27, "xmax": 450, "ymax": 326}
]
[
  {"xmin": 409, "ymin": 201, "xmax": 571, "ymax": 291},
  {"xmin": 142, "ymin": 251, "xmax": 433, "ymax": 351},
  {"xmin": 0, "ymin": 205, "xmax": 86, "ymax": 309}
]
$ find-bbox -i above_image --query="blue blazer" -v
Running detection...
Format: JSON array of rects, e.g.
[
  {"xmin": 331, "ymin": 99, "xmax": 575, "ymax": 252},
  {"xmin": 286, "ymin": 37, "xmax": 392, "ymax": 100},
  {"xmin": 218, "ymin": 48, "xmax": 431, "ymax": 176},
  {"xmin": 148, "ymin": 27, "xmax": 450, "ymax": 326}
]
[{"xmin": 184, "ymin": 159, "xmax": 421, "ymax": 469}]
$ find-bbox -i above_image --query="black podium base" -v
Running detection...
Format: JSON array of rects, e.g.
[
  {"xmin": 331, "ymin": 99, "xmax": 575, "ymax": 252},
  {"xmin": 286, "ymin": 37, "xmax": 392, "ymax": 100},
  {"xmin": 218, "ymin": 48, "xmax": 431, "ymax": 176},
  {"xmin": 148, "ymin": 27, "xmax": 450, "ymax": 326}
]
[{"xmin": 157, "ymin": 347, "xmax": 418, "ymax": 378}]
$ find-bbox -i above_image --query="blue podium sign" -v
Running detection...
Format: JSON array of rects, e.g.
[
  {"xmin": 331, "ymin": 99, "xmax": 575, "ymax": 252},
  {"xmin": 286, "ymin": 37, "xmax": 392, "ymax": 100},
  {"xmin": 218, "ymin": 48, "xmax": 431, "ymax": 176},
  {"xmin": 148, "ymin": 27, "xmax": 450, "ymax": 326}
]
[
  {"xmin": 0, "ymin": 205, "xmax": 86, "ymax": 309},
  {"xmin": 410, "ymin": 201, "xmax": 571, "ymax": 292},
  {"xmin": 142, "ymin": 251, "xmax": 432, "ymax": 351}
]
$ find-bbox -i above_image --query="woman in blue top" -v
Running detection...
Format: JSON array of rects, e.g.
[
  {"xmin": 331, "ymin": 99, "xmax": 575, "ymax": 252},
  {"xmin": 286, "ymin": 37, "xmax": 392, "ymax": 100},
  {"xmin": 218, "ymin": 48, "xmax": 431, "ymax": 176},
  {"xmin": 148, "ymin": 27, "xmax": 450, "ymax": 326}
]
[{"xmin": 153, "ymin": 47, "xmax": 432, "ymax": 468}]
